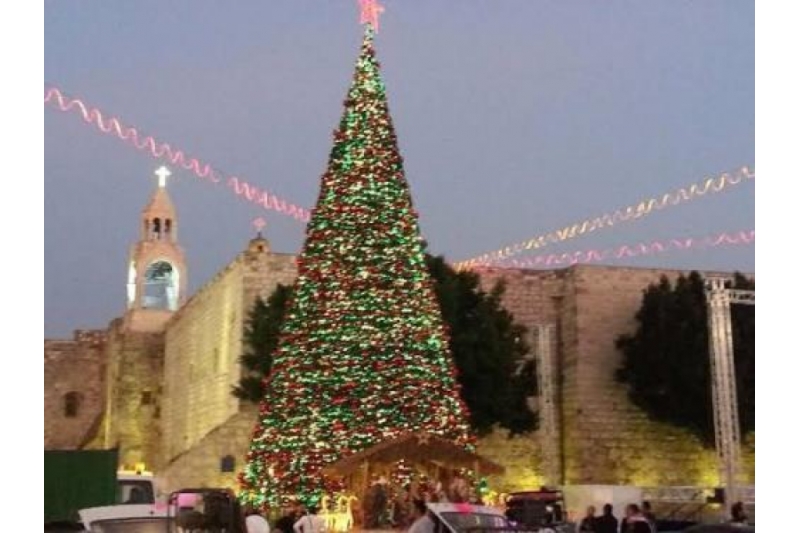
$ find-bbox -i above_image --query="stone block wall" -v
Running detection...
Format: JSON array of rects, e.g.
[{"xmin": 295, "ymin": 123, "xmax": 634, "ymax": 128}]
[
  {"xmin": 476, "ymin": 264, "xmax": 754, "ymax": 487},
  {"xmin": 44, "ymin": 330, "xmax": 107, "ymax": 449},
  {"xmin": 163, "ymin": 257, "xmax": 245, "ymax": 464},
  {"xmin": 162, "ymin": 239, "xmax": 296, "ymax": 466},
  {"xmin": 103, "ymin": 320, "xmax": 166, "ymax": 469},
  {"xmin": 159, "ymin": 405, "xmax": 259, "ymax": 494},
  {"xmin": 239, "ymin": 238, "xmax": 297, "ymax": 310},
  {"xmin": 46, "ymin": 251, "xmax": 754, "ymax": 491},
  {"xmin": 476, "ymin": 429, "xmax": 544, "ymax": 492},
  {"xmin": 568, "ymin": 265, "xmax": 713, "ymax": 485}
]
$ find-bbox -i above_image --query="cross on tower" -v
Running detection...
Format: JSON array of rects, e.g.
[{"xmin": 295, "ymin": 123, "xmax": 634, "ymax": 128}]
[
  {"xmin": 252, "ymin": 217, "xmax": 267, "ymax": 236},
  {"xmin": 359, "ymin": 0, "xmax": 385, "ymax": 33},
  {"xmin": 155, "ymin": 166, "xmax": 172, "ymax": 188}
]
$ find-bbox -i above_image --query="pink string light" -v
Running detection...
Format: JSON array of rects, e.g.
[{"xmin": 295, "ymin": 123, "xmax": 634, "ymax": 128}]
[
  {"xmin": 44, "ymin": 86, "xmax": 311, "ymax": 222},
  {"xmin": 471, "ymin": 230, "xmax": 754, "ymax": 270},
  {"xmin": 45, "ymin": 84, "xmax": 754, "ymax": 268},
  {"xmin": 455, "ymin": 167, "xmax": 755, "ymax": 269}
]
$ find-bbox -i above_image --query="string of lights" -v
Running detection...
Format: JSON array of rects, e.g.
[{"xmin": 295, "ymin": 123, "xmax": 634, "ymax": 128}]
[
  {"xmin": 45, "ymin": 85, "xmax": 753, "ymax": 262},
  {"xmin": 44, "ymin": 85, "xmax": 311, "ymax": 222},
  {"xmin": 455, "ymin": 167, "xmax": 754, "ymax": 269},
  {"xmin": 475, "ymin": 230, "xmax": 754, "ymax": 270}
]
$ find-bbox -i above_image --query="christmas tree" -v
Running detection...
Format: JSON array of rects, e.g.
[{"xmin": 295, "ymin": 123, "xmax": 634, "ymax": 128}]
[{"xmin": 239, "ymin": 26, "xmax": 473, "ymax": 507}]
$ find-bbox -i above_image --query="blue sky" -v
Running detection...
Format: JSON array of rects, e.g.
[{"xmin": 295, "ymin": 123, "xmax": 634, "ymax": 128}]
[{"xmin": 44, "ymin": 1, "xmax": 754, "ymax": 337}]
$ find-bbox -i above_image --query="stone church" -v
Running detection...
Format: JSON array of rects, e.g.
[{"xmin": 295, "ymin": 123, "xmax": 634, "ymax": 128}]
[{"xmin": 44, "ymin": 169, "xmax": 754, "ymax": 494}]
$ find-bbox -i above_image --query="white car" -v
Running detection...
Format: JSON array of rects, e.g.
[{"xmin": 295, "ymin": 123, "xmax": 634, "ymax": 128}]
[{"xmin": 426, "ymin": 502, "xmax": 560, "ymax": 533}]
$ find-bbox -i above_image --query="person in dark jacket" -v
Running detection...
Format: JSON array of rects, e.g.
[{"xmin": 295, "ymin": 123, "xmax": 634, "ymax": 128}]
[
  {"xmin": 275, "ymin": 503, "xmax": 300, "ymax": 533},
  {"xmin": 579, "ymin": 505, "xmax": 597, "ymax": 532},
  {"xmin": 642, "ymin": 501, "xmax": 656, "ymax": 530},
  {"xmin": 730, "ymin": 501, "xmax": 748, "ymax": 524},
  {"xmin": 594, "ymin": 504, "xmax": 618, "ymax": 533},
  {"xmin": 621, "ymin": 504, "xmax": 653, "ymax": 533}
]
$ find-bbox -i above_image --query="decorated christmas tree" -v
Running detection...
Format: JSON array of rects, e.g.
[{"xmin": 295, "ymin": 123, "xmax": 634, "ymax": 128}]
[{"xmin": 239, "ymin": 22, "xmax": 473, "ymax": 507}]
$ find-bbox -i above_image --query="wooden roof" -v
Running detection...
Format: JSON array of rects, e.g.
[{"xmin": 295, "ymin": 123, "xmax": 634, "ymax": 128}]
[{"xmin": 323, "ymin": 433, "xmax": 505, "ymax": 476}]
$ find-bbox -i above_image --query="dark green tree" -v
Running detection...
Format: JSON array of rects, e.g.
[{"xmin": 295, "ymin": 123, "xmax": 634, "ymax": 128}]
[
  {"xmin": 232, "ymin": 285, "xmax": 293, "ymax": 401},
  {"xmin": 426, "ymin": 254, "xmax": 537, "ymax": 436},
  {"xmin": 234, "ymin": 254, "xmax": 537, "ymax": 437},
  {"xmin": 615, "ymin": 271, "xmax": 754, "ymax": 444}
]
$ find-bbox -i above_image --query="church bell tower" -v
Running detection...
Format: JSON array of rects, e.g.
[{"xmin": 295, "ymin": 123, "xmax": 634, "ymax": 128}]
[{"xmin": 124, "ymin": 166, "xmax": 187, "ymax": 332}]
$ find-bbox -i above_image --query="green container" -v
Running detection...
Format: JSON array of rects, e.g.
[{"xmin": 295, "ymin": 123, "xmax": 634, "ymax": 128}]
[{"xmin": 44, "ymin": 449, "xmax": 119, "ymax": 524}]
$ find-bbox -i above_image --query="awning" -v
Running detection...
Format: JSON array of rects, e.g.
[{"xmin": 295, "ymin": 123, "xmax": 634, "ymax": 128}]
[{"xmin": 323, "ymin": 432, "xmax": 504, "ymax": 476}]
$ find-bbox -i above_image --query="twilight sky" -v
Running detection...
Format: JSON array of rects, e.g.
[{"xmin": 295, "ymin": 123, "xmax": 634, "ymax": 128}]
[{"xmin": 44, "ymin": 1, "xmax": 754, "ymax": 338}]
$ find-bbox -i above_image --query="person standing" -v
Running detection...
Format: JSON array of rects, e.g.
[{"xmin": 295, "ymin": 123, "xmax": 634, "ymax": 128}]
[
  {"xmin": 408, "ymin": 499, "xmax": 435, "ymax": 533},
  {"xmin": 579, "ymin": 505, "xmax": 597, "ymax": 532},
  {"xmin": 621, "ymin": 504, "xmax": 653, "ymax": 533},
  {"xmin": 642, "ymin": 501, "xmax": 657, "ymax": 531},
  {"xmin": 595, "ymin": 504, "xmax": 618, "ymax": 533},
  {"xmin": 275, "ymin": 503, "xmax": 300, "ymax": 533},
  {"xmin": 244, "ymin": 504, "xmax": 271, "ymax": 533},
  {"xmin": 294, "ymin": 505, "xmax": 326, "ymax": 533},
  {"xmin": 730, "ymin": 502, "xmax": 749, "ymax": 525}
]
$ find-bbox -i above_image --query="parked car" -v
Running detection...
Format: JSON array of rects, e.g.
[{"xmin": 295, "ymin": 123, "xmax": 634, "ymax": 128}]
[
  {"xmin": 427, "ymin": 502, "xmax": 568, "ymax": 533},
  {"xmin": 504, "ymin": 490, "xmax": 571, "ymax": 533}
]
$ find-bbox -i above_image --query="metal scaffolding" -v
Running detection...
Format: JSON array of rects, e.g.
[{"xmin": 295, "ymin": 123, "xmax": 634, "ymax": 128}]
[
  {"xmin": 704, "ymin": 278, "xmax": 754, "ymax": 511},
  {"xmin": 535, "ymin": 324, "xmax": 561, "ymax": 485}
]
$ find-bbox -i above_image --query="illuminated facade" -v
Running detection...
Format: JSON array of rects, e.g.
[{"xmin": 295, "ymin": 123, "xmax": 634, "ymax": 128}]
[{"xmin": 43, "ymin": 174, "xmax": 754, "ymax": 492}]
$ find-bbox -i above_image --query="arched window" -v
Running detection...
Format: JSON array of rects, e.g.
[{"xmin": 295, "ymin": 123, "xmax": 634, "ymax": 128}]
[
  {"xmin": 142, "ymin": 261, "xmax": 177, "ymax": 310},
  {"xmin": 164, "ymin": 219, "xmax": 172, "ymax": 237},
  {"xmin": 220, "ymin": 455, "xmax": 235, "ymax": 473},
  {"xmin": 153, "ymin": 218, "xmax": 161, "ymax": 239},
  {"xmin": 64, "ymin": 392, "xmax": 82, "ymax": 418}
]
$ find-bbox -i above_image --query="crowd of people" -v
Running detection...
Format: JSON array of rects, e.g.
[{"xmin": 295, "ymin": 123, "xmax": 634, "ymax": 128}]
[
  {"xmin": 577, "ymin": 502, "xmax": 656, "ymax": 533},
  {"xmin": 577, "ymin": 500, "xmax": 751, "ymax": 533},
  {"xmin": 239, "ymin": 472, "xmax": 478, "ymax": 533},
  {"xmin": 242, "ymin": 496, "xmax": 437, "ymax": 533},
  {"xmin": 361, "ymin": 474, "xmax": 476, "ymax": 529},
  {"xmin": 241, "ymin": 484, "xmax": 751, "ymax": 533}
]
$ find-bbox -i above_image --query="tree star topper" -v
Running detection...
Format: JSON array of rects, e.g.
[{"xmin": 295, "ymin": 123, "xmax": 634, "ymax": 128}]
[{"xmin": 359, "ymin": 0, "xmax": 385, "ymax": 33}]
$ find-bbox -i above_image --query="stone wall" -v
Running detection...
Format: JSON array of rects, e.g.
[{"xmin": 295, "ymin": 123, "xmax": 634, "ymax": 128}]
[
  {"xmin": 162, "ymin": 257, "xmax": 245, "ymax": 465},
  {"xmin": 44, "ymin": 330, "xmax": 107, "ymax": 449},
  {"xmin": 45, "ymin": 252, "xmax": 754, "ymax": 491},
  {"xmin": 569, "ymin": 265, "xmax": 715, "ymax": 485},
  {"xmin": 159, "ymin": 405, "xmax": 259, "ymax": 493},
  {"xmin": 477, "ymin": 264, "xmax": 754, "ymax": 487},
  {"xmin": 103, "ymin": 319, "xmax": 166, "ymax": 469},
  {"xmin": 476, "ymin": 429, "xmax": 544, "ymax": 492},
  {"xmin": 162, "ymin": 238, "xmax": 296, "ymax": 466}
]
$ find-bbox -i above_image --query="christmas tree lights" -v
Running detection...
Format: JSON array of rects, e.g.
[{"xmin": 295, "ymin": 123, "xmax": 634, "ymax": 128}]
[{"xmin": 239, "ymin": 27, "xmax": 473, "ymax": 508}]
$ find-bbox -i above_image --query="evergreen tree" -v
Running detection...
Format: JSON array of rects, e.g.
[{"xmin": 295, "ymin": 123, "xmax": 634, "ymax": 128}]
[
  {"xmin": 235, "ymin": 257, "xmax": 538, "ymax": 437},
  {"xmin": 616, "ymin": 271, "xmax": 754, "ymax": 444},
  {"xmin": 426, "ymin": 255, "xmax": 537, "ymax": 436},
  {"xmin": 239, "ymin": 29, "xmax": 472, "ymax": 507},
  {"xmin": 232, "ymin": 285, "xmax": 293, "ymax": 402}
]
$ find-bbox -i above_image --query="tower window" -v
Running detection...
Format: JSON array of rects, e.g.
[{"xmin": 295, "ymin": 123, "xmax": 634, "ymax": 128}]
[
  {"xmin": 153, "ymin": 218, "xmax": 161, "ymax": 239},
  {"xmin": 142, "ymin": 261, "xmax": 177, "ymax": 310},
  {"xmin": 164, "ymin": 219, "xmax": 172, "ymax": 238},
  {"xmin": 64, "ymin": 391, "xmax": 82, "ymax": 418},
  {"xmin": 220, "ymin": 455, "xmax": 236, "ymax": 473}
]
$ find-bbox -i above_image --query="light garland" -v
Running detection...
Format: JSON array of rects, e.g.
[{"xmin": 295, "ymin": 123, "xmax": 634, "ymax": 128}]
[
  {"xmin": 44, "ymin": 86, "xmax": 310, "ymax": 221},
  {"xmin": 478, "ymin": 230, "xmax": 754, "ymax": 269},
  {"xmin": 455, "ymin": 167, "xmax": 755, "ymax": 269}
]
